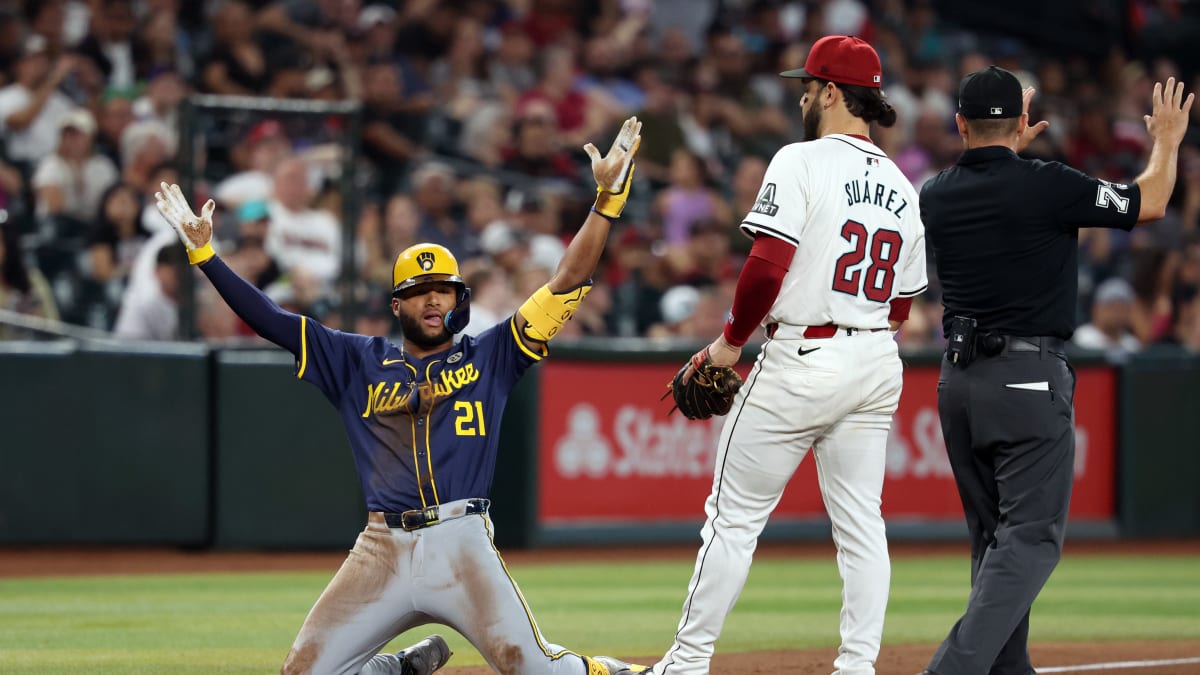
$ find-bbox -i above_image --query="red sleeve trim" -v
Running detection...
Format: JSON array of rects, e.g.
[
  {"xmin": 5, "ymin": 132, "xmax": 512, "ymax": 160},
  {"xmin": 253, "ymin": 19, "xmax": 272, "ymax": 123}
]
[
  {"xmin": 888, "ymin": 296, "xmax": 913, "ymax": 322},
  {"xmin": 723, "ymin": 235, "xmax": 796, "ymax": 347}
]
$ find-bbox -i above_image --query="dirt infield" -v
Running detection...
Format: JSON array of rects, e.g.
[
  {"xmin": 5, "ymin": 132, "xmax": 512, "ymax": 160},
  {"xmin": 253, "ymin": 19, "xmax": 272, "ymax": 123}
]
[
  {"xmin": 439, "ymin": 642, "xmax": 1200, "ymax": 675},
  {"xmin": 2, "ymin": 541, "xmax": 1198, "ymax": 674}
]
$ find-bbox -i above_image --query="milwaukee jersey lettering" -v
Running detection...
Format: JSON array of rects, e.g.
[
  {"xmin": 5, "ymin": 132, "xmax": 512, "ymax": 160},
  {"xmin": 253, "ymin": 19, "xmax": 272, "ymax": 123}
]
[
  {"xmin": 740, "ymin": 134, "xmax": 928, "ymax": 329},
  {"xmin": 296, "ymin": 315, "xmax": 545, "ymax": 513}
]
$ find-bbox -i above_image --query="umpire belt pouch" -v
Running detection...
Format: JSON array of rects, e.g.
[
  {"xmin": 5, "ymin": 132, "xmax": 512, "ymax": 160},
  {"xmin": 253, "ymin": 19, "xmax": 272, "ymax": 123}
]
[
  {"xmin": 977, "ymin": 332, "xmax": 1006, "ymax": 357},
  {"xmin": 946, "ymin": 316, "xmax": 977, "ymax": 367},
  {"xmin": 384, "ymin": 498, "xmax": 491, "ymax": 531}
]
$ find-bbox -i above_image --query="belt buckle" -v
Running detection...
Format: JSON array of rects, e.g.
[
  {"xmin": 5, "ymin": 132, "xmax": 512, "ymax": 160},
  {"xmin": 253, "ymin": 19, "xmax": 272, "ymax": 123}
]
[{"xmin": 401, "ymin": 505, "xmax": 440, "ymax": 531}]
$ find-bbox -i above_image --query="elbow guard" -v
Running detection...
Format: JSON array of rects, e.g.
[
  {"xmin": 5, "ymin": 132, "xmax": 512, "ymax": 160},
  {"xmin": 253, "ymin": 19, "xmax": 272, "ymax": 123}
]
[{"xmin": 518, "ymin": 282, "xmax": 593, "ymax": 342}]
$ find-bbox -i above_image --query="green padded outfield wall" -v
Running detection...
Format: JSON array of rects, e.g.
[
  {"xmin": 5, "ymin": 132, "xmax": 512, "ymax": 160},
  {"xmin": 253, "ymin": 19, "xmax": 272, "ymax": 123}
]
[
  {"xmin": 1119, "ymin": 351, "xmax": 1200, "ymax": 537},
  {"xmin": 0, "ymin": 342, "xmax": 210, "ymax": 545},
  {"xmin": 212, "ymin": 350, "xmax": 365, "ymax": 549}
]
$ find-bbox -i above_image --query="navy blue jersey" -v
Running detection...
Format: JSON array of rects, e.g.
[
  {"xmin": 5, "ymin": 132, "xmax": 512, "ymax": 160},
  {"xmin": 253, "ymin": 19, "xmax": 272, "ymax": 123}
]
[{"xmin": 297, "ymin": 315, "xmax": 547, "ymax": 513}]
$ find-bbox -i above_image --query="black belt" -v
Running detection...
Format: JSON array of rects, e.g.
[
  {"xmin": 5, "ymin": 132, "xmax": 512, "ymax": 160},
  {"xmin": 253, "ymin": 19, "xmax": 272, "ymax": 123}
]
[
  {"xmin": 384, "ymin": 498, "xmax": 490, "ymax": 531},
  {"xmin": 1002, "ymin": 336, "xmax": 1066, "ymax": 354}
]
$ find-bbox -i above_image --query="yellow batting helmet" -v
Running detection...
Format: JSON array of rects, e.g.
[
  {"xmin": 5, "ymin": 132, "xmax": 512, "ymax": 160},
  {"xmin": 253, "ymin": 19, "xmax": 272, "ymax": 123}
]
[
  {"xmin": 391, "ymin": 243, "xmax": 472, "ymax": 333},
  {"xmin": 392, "ymin": 243, "xmax": 465, "ymax": 293}
]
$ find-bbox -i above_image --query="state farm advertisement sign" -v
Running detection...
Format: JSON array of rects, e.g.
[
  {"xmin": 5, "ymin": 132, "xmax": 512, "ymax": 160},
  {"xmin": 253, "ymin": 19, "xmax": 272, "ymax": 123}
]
[{"xmin": 537, "ymin": 361, "xmax": 1115, "ymax": 524}]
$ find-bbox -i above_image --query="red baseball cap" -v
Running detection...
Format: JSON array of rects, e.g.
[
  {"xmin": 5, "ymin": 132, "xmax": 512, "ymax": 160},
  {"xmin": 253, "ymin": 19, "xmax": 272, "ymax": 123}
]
[
  {"xmin": 781, "ymin": 35, "xmax": 882, "ymax": 88},
  {"xmin": 246, "ymin": 119, "xmax": 286, "ymax": 146}
]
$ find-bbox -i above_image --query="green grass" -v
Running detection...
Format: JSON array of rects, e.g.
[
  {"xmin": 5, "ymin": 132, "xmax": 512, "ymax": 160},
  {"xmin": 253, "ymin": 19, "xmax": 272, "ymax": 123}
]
[{"xmin": 0, "ymin": 554, "xmax": 1197, "ymax": 673}]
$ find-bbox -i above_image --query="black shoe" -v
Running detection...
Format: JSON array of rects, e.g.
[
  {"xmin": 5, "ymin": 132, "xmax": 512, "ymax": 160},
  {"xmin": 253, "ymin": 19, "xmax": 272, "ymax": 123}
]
[{"xmin": 398, "ymin": 635, "xmax": 452, "ymax": 675}]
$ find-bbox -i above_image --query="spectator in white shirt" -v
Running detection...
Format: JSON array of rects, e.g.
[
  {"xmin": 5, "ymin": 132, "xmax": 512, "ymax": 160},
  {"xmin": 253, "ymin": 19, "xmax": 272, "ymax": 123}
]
[
  {"xmin": 113, "ymin": 229, "xmax": 184, "ymax": 340},
  {"xmin": 266, "ymin": 156, "xmax": 342, "ymax": 286},
  {"xmin": 0, "ymin": 35, "xmax": 78, "ymax": 168},
  {"xmin": 1073, "ymin": 277, "xmax": 1142, "ymax": 361},
  {"xmin": 32, "ymin": 108, "xmax": 119, "ymax": 223}
]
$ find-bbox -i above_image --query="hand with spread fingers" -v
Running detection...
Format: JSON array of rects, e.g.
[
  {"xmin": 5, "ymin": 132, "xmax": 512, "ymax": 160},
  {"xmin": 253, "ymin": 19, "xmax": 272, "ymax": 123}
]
[
  {"xmin": 154, "ymin": 182, "xmax": 216, "ymax": 265},
  {"xmin": 583, "ymin": 115, "xmax": 642, "ymax": 219},
  {"xmin": 1145, "ymin": 76, "xmax": 1194, "ymax": 147},
  {"xmin": 1015, "ymin": 86, "xmax": 1050, "ymax": 153}
]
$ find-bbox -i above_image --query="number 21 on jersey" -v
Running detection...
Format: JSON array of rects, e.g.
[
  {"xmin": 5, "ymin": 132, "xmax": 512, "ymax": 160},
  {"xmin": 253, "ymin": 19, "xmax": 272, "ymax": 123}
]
[
  {"xmin": 454, "ymin": 401, "xmax": 487, "ymax": 436},
  {"xmin": 831, "ymin": 220, "xmax": 903, "ymax": 302}
]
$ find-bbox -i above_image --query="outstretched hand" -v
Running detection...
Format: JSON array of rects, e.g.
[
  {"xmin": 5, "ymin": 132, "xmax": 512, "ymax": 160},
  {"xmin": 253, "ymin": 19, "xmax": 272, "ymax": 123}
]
[
  {"xmin": 1144, "ymin": 77, "xmax": 1194, "ymax": 148},
  {"xmin": 155, "ymin": 182, "xmax": 215, "ymax": 258},
  {"xmin": 584, "ymin": 116, "xmax": 642, "ymax": 194},
  {"xmin": 1015, "ymin": 87, "xmax": 1050, "ymax": 154}
]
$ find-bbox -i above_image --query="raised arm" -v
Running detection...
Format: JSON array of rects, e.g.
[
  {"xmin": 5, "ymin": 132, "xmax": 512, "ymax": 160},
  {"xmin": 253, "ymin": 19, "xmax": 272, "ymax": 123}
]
[
  {"xmin": 154, "ymin": 183, "xmax": 302, "ymax": 354},
  {"xmin": 514, "ymin": 116, "xmax": 641, "ymax": 348},
  {"xmin": 546, "ymin": 116, "xmax": 642, "ymax": 292},
  {"xmin": 1135, "ymin": 77, "xmax": 1194, "ymax": 223}
]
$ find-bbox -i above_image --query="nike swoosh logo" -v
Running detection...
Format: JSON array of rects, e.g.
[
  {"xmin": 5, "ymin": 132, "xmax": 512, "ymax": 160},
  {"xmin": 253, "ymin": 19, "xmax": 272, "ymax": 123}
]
[
  {"xmin": 382, "ymin": 358, "xmax": 404, "ymax": 366},
  {"xmin": 797, "ymin": 347, "xmax": 821, "ymax": 356}
]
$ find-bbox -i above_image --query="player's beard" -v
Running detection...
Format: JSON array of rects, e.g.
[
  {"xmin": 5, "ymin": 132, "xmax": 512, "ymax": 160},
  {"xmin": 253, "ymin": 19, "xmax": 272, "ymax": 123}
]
[
  {"xmin": 802, "ymin": 100, "xmax": 822, "ymax": 141},
  {"xmin": 398, "ymin": 311, "xmax": 452, "ymax": 351}
]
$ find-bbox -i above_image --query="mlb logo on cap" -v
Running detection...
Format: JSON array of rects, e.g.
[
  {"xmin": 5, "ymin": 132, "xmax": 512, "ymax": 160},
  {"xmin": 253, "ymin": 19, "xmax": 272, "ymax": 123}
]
[{"xmin": 958, "ymin": 66, "xmax": 1023, "ymax": 120}]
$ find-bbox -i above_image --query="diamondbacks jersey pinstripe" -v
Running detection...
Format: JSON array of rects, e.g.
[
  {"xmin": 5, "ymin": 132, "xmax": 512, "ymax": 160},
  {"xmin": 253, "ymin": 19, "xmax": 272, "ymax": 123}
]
[
  {"xmin": 740, "ymin": 133, "xmax": 928, "ymax": 329},
  {"xmin": 297, "ymin": 314, "xmax": 546, "ymax": 513}
]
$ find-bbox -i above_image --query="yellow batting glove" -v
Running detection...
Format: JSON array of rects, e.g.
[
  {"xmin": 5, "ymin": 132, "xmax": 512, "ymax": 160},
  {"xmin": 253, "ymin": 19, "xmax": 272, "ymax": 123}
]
[{"xmin": 593, "ymin": 162, "xmax": 636, "ymax": 219}]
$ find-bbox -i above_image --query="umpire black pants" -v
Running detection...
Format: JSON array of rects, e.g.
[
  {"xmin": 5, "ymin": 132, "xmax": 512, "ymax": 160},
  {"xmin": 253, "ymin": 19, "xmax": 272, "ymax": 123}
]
[{"xmin": 926, "ymin": 341, "xmax": 1076, "ymax": 675}]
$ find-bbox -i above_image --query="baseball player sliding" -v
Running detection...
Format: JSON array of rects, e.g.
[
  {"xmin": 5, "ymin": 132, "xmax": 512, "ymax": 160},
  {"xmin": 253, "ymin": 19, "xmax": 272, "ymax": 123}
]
[
  {"xmin": 154, "ymin": 117, "xmax": 648, "ymax": 675},
  {"xmin": 636, "ymin": 36, "xmax": 928, "ymax": 675}
]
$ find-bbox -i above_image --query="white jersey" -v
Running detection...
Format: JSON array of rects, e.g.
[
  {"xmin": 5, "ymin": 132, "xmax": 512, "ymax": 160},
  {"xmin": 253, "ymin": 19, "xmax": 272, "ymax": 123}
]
[{"xmin": 740, "ymin": 133, "xmax": 927, "ymax": 330}]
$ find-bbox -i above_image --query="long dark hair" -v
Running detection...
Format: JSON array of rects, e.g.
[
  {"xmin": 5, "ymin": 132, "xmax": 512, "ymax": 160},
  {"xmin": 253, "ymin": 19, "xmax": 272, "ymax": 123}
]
[
  {"xmin": 95, "ymin": 182, "xmax": 149, "ymax": 240},
  {"xmin": 0, "ymin": 222, "xmax": 31, "ymax": 294},
  {"xmin": 820, "ymin": 79, "xmax": 898, "ymax": 127}
]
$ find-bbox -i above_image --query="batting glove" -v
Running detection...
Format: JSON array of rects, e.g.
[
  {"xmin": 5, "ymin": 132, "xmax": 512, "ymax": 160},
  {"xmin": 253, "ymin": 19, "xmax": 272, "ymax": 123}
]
[
  {"xmin": 155, "ymin": 182, "xmax": 216, "ymax": 265},
  {"xmin": 584, "ymin": 115, "xmax": 642, "ymax": 219}
]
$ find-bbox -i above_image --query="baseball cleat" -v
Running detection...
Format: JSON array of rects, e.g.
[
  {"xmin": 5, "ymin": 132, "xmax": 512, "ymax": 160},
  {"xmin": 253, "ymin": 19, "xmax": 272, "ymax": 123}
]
[
  {"xmin": 398, "ymin": 634, "xmax": 452, "ymax": 675},
  {"xmin": 591, "ymin": 655, "xmax": 651, "ymax": 674}
]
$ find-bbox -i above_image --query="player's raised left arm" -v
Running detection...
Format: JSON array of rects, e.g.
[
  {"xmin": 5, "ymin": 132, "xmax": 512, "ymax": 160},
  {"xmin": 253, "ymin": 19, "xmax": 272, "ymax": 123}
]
[{"xmin": 513, "ymin": 116, "xmax": 641, "ymax": 346}]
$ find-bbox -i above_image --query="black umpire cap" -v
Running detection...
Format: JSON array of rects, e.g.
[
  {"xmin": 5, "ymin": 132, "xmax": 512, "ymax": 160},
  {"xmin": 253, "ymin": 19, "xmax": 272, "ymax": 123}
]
[{"xmin": 958, "ymin": 66, "xmax": 1023, "ymax": 119}]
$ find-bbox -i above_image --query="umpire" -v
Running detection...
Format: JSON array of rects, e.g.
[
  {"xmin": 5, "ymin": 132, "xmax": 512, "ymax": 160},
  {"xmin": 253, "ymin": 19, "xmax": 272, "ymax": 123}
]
[{"xmin": 919, "ymin": 66, "xmax": 1192, "ymax": 675}]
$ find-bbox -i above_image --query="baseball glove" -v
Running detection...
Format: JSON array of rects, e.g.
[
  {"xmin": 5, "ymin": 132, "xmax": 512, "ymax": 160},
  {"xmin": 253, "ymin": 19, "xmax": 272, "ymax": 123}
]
[{"xmin": 662, "ymin": 351, "xmax": 743, "ymax": 420}]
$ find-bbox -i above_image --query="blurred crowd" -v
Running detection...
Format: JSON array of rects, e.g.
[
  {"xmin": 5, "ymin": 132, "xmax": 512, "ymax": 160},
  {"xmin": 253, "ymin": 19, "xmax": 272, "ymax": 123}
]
[{"xmin": 0, "ymin": 0, "xmax": 1198, "ymax": 358}]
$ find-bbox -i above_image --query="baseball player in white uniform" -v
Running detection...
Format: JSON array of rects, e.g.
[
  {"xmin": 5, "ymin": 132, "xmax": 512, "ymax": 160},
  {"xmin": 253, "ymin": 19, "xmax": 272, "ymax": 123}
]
[{"xmin": 632, "ymin": 36, "xmax": 927, "ymax": 675}]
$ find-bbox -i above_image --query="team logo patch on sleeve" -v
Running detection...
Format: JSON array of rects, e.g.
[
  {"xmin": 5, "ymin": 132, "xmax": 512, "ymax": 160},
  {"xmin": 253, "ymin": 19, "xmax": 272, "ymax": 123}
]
[{"xmin": 752, "ymin": 183, "xmax": 779, "ymax": 216}]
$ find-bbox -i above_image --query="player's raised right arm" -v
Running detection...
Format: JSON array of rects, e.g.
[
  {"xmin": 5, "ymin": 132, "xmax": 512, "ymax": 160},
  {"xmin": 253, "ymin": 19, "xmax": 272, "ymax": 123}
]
[{"xmin": 155, "ymin": 182, "xmax": 303, "ymax": 356}]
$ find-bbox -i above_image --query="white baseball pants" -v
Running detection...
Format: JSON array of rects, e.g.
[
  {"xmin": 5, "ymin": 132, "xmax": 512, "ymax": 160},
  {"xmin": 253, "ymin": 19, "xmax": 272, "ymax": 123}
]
[{"xmin": 653, "ymin": 329, "xmax": 903, "ymax": 675}]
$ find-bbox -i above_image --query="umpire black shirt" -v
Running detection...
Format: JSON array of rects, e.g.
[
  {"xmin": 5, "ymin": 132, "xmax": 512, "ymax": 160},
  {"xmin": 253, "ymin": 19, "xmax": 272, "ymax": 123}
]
[{"xmin": 921, "ymin": 146, "xmax": 1141, "ymax": 339}]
